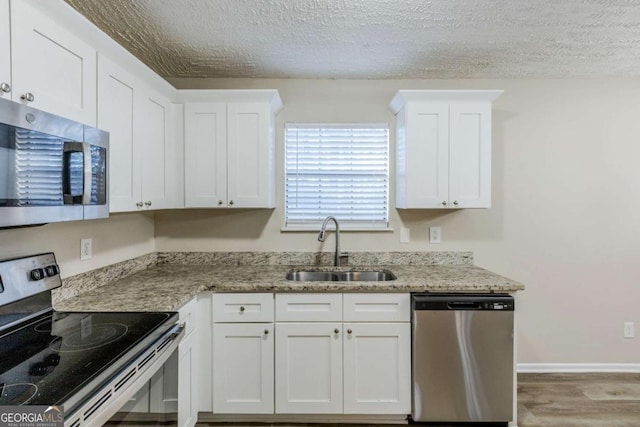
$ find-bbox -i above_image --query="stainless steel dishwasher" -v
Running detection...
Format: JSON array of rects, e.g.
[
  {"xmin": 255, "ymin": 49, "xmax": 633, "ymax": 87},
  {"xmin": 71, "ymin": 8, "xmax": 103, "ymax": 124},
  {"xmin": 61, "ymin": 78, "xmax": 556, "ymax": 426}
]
[{"xmin": 411, "ymin": 293, "xmax": 514, "ymax": 424}]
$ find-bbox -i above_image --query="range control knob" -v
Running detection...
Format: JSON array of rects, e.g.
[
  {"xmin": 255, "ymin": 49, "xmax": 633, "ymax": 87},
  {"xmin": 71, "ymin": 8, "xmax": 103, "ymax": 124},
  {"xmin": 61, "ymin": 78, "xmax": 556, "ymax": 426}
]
[
  {"xmin": 30, "ymin": 362, "xmax": 47, "ymax": 376},
  {"xmin": 45, "ymin": 354, "xmax": 61, "ymax": 367},
  {"xmin": 30, "ymin": 268, "xmax": 45, "ymax": 281},
  {"xmin": 45, "ymin": 265, "xmax": 59, "ymax": 277}
]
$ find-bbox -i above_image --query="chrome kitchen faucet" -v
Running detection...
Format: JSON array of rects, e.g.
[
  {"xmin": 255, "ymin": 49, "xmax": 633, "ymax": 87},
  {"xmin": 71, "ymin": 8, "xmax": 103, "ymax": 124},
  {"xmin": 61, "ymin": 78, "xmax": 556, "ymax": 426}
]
[{"xmin": 318, "ymin": 216, "xmax": 348, "ymax": 266}]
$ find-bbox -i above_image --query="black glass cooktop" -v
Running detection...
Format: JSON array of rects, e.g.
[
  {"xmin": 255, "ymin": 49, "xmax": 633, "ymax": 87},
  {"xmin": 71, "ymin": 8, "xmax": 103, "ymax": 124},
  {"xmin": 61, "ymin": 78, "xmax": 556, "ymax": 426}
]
[{"xmin": 0, "ymin": 311, "xmax": 175, "ymax": 412}]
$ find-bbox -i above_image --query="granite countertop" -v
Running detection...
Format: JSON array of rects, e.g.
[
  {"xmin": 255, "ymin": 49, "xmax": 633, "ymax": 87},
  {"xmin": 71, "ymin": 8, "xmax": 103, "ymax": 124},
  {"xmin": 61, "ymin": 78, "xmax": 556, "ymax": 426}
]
[{"xmin": 54, "ymin": 262, "xmax": 524, "ymax": 313}]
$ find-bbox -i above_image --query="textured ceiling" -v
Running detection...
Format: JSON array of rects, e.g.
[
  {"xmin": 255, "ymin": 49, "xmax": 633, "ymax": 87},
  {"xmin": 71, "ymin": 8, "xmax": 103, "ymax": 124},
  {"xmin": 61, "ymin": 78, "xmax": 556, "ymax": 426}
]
[{"xmin": 65, "ymin": 0, "xmax": 640, "ymax": 79}]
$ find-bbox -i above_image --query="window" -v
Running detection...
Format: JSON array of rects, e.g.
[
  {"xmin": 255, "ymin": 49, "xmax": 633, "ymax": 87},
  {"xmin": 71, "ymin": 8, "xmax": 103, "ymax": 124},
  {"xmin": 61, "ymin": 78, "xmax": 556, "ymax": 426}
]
[{"xmin": 284, "ymin": 123, "xmax": 389, "ymax": 230}]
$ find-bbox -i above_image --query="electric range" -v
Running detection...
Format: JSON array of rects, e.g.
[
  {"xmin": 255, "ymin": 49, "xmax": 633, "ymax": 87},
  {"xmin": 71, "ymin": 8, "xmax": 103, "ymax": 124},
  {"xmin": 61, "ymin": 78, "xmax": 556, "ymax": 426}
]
[{"xmin": 0, "ymin": 253, "xmax": 184, "ymax": 426}]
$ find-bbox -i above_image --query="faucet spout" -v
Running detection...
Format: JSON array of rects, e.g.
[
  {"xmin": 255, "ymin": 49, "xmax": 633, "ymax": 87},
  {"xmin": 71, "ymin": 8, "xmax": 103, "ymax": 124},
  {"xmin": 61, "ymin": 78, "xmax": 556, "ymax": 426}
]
[{"xmin": 318, "ymin": 216, "xmax": 342, "ymax": 266}]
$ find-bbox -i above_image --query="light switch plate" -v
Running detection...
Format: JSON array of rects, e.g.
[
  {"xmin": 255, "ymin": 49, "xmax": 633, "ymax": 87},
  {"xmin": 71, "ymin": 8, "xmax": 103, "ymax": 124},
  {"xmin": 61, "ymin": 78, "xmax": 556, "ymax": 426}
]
[{"xmin": 400, "ymin": 227, "xmax": 410, "ymax": 243}]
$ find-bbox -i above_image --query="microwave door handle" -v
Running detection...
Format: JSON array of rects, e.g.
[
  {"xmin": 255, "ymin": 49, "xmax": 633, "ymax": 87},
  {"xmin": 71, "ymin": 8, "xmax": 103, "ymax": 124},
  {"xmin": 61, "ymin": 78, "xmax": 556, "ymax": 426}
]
[
  {"xmin": 63, "ymin": 142, "xmax": 84, "ymax": 205},
  {"xmin": 82, "ymin": 142, "xmax": 92, "ymax": 204}
]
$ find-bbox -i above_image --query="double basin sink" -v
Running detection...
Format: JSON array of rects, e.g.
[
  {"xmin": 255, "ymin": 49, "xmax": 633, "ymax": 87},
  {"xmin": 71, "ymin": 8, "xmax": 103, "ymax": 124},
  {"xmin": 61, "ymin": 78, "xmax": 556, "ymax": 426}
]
[{"xmin": 286, "ymin": 270, "xmax": 397, "ymax": 282}]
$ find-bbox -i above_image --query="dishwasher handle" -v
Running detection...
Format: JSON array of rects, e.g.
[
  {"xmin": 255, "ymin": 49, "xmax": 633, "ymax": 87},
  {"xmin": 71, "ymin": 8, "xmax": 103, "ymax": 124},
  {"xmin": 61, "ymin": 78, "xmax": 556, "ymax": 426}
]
[{"xmin": 447, "ymin": 301, "xmax": 481, "ymax": 310}]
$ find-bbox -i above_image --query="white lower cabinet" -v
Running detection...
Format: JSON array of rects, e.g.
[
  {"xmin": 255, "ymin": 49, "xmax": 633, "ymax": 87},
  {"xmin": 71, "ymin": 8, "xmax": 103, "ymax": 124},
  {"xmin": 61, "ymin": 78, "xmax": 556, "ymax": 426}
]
[
  {"xmin": 343, "ymin": 322, "xmax": 411, "ymax": 414},
  {"xmin": 213, "ymin": 323, "xmax": 274, "ymax": 413},
  {"xmin": 211, "ymin": 293, "xmax": 275, "ymax": 414},
  {"xmin": 178, "ymin": 298, "xmax": 199, "ymax": 427},
  {"xmin": 178, "ymin": 329, "xmax": 197, "ymax": 427},
  {"xmin": 210, "ymin": 292, "xmax": 411, "ymax": 417},
  {"xmin": 275, "ymin": 322, "xmax": 343, "ymax": 414}
]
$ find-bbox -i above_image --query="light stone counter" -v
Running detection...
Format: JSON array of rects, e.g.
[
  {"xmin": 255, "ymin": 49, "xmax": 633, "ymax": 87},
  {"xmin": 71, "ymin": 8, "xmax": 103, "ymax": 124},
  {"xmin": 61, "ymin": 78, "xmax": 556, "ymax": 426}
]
[{"xmin": 54, "ymin": 252, "xmax": 524, "ymax": 313}]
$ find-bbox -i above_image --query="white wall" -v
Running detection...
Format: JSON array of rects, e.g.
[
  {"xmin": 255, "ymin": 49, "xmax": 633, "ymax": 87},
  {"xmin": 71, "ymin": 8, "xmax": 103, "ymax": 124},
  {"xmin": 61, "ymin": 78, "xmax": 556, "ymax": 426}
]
[
  {"xmin": 0, "ymin": 213, "xmax": 155, "ymax": 278},
  {"xmin": 157, "ymin": 77, "xmax": 640, "ymax": 364}
]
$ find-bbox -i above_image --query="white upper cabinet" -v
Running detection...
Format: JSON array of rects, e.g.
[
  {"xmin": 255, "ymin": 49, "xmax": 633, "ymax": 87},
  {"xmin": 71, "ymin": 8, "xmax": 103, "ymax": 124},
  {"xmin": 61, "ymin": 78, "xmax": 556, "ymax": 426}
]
[
  {"xmin": 98, "ymin": 56, "xmax": 140, "ymax": 211},
  {"xmin": 181, "ymin": 90, "xmax": 282, "ymax": 209},
  {"xmin": 98, "ymin": 55, "xmax": 183, "ymax": 212},
  {"xmin": 390, "ymin": 90, "xmax": 502, "ymax": 209},
  {"xmin": 10, "ymin": 1, "xmax": 97, "ymax": 125},
  {"xmin": 0, "ymin": 0, "xmax": 10, "ymax": 100},
  {"xmin": 184, "ymin": 102, "xmax": 227, "ymax": 207}
]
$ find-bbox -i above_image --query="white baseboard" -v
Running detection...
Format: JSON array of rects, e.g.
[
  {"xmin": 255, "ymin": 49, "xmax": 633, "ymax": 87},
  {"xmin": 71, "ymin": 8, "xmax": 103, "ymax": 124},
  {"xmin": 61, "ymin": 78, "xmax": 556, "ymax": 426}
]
[{"xmin": 518, "ymin": 363, "xmax": 640, "ymax": 373}]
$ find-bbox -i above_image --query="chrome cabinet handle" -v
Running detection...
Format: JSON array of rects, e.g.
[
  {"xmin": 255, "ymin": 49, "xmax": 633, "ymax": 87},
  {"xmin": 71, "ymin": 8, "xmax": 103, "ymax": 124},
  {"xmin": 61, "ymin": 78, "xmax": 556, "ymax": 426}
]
[
  {"xmin": 21, "ymin": 92, "xmax": 35, "ymax": 102},
  {"xmin": 136, "ymin": 202, "xmax": 143, "ymax": 208},
  {"xmin": 347, "ymin": 329, "xmax": 352, "ymax": 335},
  {"xmin": 264, "ymin": 329, "xmax": 269, "ymax": 335},
  {"xmin": 0, "ymin": 82, "xmax": 10, "ymax": 93},
  {"xmin": 334, "ymin": 328, "xmax": 339, "ymax": 334},
  {"xmin": 145, "ymin": 201, "xmax": 152, "ymax": 207},
  {"xmin": 441, "ymin": 201, "xmax": 447, "ymax": 206},
  {"xmin": 453, "ymin": 200, "xmax": 459, "ymax": 206},
  {"xmin": 229, "ymin": 200, "xmax": 234, "ymax": 206},
  {"xmin": 239, "ymin": 306, "xmax": 245, "ymax": 312}
]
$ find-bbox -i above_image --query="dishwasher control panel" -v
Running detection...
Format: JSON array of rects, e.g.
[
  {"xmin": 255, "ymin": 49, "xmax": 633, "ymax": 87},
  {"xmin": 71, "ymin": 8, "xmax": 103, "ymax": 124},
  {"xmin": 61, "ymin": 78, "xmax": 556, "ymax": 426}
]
[{"xmin": 412, "ymin": 293, "xmax": 514, "ymax": 311}]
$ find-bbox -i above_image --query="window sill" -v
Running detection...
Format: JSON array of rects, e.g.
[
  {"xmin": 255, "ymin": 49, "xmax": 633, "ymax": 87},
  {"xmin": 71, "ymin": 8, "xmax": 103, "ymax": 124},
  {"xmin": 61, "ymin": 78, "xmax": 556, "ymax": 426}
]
[{"xmin": 281, "ymin": 226, "xmax": 394, "ymax": 232}]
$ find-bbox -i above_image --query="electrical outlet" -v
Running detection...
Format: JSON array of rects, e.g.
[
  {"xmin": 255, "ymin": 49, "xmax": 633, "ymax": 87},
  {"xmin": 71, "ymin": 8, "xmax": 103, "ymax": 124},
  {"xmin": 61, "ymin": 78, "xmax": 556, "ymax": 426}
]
[
  {"xmin": 624, "ymin": 322, "xmax": 634, "ymax": 339},
  {"xmin": 80, "ymin": 238, "xmax": 92, "ymax": 261},
  {"xmin": 429, "ymin": 226, "xmax": 442, "ymax": 244}
]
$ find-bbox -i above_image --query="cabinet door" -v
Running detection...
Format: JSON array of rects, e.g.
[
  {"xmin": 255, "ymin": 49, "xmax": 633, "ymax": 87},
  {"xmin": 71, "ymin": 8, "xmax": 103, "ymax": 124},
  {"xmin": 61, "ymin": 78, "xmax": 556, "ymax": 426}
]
[
  {"xmin": 213, "ymin": 323, "xmax": 274, "ymax": 414},
  {"xmin": 11, "ymin": 1, "xmax": 96, "ymax": 124},
  {"xmin": 184, "ymin": 103, "xmax": 227, "ymax": 207},
  {"xmin": 178, "ymin": 329, "xmax": 197, "ymax": 427},
  {"xmin": 449, "ymin": 102, "xmax": 492, "ymax": 208},
  {"xmin": 227, "ymin": 102, "xmax": 274, "ymax": 208},
  {"xmin": 137, "ymin": 88, "xmax": 172, "ymax": 210},
  {"xmin": 399, "ymin": 103, "xmax": 449, "ymax": 208},
  {"xmin": 275, "ymin": 323, "xmax": 343, "ymax": 414},
  {"xmin": 97, "ymin": 55, "xmax": 141, "ymax": 212},
  {"xmin": 0, "ymin": 0, "xmax": 10, "ymax": 100},
  {"xmin": 343, "ymin": 323, "xmax": 411, "ymax": 414}
]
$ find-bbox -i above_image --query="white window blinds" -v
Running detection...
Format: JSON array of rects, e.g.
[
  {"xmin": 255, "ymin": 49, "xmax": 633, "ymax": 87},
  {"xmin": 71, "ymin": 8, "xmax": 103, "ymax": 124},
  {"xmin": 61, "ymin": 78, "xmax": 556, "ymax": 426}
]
[{"xmin": 285, "ymin": 123, "xmax": 389, "ymax": 229}]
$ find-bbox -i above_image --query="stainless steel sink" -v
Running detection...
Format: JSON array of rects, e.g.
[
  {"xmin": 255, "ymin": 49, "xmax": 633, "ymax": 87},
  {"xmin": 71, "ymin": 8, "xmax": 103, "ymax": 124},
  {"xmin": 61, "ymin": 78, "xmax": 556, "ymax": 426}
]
[{"xmin": 286, "ymin": 270, "xmax": 397, "ymax": 282}]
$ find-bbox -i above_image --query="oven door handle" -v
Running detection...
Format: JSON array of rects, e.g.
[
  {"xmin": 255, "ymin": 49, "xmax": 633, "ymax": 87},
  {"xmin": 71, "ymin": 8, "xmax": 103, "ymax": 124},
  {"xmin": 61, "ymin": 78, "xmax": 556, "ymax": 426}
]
[{"xmin": 170, "ymin": 322, "xmax": 186, "ymax": 340}]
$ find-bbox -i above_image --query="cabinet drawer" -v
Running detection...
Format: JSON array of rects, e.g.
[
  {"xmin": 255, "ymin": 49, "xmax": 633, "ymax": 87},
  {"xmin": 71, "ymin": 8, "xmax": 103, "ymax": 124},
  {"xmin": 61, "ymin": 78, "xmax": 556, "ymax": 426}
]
[
  {"xmin": 343, "ymin": 293, "xmax": 410, "ymax": 322},
  {"xmin": 213, "ymin": 293, "xmax": 274, "ymax": 323},
  {"xmin": 276, "ymin": 293, "xmax": 342, "ymax": 322}
]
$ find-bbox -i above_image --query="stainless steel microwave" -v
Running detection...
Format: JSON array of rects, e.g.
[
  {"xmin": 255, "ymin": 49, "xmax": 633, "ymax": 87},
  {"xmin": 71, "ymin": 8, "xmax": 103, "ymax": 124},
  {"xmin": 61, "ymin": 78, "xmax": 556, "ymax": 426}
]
[{"xmin": 0, "ymin": 97, "xmax": 109, "ymax": 228}]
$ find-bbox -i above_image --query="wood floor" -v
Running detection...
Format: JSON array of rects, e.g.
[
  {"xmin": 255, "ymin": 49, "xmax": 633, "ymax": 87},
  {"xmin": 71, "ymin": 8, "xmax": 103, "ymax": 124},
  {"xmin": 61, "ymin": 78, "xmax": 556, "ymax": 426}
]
[
  {"xmin": 197, "ymin": 373, "xmax": 640, "ymax": 427},
  {"xmin": 518, "ymin": 373, "xmax": 640, "ymax": 426}
]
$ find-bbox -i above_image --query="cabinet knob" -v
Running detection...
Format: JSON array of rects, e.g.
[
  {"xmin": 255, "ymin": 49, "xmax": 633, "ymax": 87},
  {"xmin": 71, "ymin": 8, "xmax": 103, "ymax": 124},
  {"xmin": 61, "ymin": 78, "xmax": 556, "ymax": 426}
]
[
  {"xmin": 0, "ymin": 82, "xmax": 10, "ymax": 93},
  {"xmin": 136, "ymin": 202, "xmax": 143, "ymax": 208},
  {"xmin": 453, "ymin": 200, "xmax": 459, "ymax": 206},
  {"xmin": 441, "ymin": 201, "xmax": 447, "ymax": 206},
  {"xmin": 347, "ymin": 329, "xmax": 352, "ymax": 335},
  {"xmin": 334, "ymin": 328, "xmax": 339, "ymax": 334},
  {"xmin": 217, "ymin": 200, "xmax": 223, "ymax": 206},
  {"xmin": 229, "ymin": 200, "xmax": 234, "ymax": 206},
  {"xmin": 21, "ymin": 92, "xmax": 35, "ymax": 102},
  {"xmin": 239, "ymin": 306, "xmax": 245, "ymax": 312},
  {"xmin": 264, "ymin": 329, "xmax": 269, "ymax": 335},
  {"xmin": 145, "ymin": 201, "xmax": 152, "ymax": 207}
]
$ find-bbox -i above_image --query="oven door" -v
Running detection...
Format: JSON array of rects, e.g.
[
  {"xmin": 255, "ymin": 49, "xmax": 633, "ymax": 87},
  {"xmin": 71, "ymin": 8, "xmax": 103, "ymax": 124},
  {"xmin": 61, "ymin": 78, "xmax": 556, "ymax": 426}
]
[
  {"xmin": 105, "ymin": 349, "xmax": 179, "ymax": 426},
  {"xmin": 64, "ymin": 323, "xmax": 184, "ymax": 427}
]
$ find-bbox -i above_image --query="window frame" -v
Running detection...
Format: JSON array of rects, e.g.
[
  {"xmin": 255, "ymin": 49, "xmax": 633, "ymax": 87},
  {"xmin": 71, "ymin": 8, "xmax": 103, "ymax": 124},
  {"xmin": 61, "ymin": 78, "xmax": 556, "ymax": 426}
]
[{"xmin": 282, "ymin": 122, "xmax": 391, "ymax": 232}]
